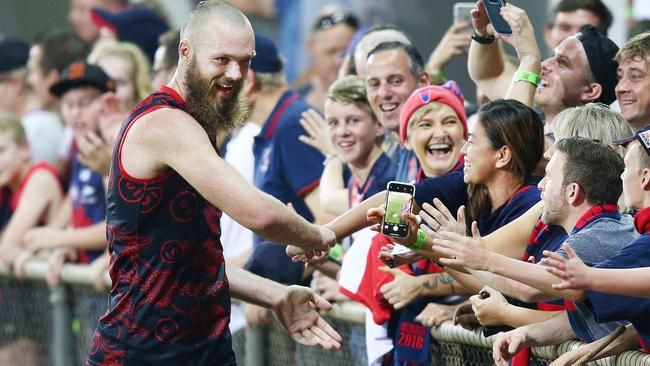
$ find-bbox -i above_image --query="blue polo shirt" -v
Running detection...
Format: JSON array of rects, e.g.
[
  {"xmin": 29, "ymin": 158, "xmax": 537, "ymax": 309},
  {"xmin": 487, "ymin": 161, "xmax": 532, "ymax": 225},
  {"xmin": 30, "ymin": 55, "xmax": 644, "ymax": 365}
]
[
  {"xmin": 247, "ymin": 90, "xmax": 324, "ymax": 285},
  {"xmin": 348, "ymin": 153, "xmax": 396, "ymax": 207},
  {"xmin": 588, "ymin": 233, "xmax": 650, "ymax": 351}
]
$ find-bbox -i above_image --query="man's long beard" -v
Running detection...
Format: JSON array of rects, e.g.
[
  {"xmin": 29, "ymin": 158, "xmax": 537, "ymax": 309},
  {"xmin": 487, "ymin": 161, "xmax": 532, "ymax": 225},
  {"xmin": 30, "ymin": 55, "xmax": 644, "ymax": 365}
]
[{"xmin": 184, "ymin": 59, "xmax": 249, "ymax": 142}]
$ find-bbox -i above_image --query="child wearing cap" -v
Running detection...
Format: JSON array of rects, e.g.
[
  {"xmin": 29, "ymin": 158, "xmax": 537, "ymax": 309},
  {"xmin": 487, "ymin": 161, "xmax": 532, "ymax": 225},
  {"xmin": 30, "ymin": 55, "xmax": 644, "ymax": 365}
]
[
  {"xmin": 21, "ymin": 61, "xmax": 115, "ymax": 284},
  {"xmin": 541, "ymin": 127, "xmax": 650, "ymax": 362}
]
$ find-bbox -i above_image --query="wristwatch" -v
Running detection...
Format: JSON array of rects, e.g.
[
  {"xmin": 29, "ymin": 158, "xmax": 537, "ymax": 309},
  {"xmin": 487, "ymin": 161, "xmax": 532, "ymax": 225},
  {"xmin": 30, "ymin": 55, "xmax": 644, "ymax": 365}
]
[{"xmin": 472, "ymin": 31, "xmax": 496, "ymax": 45}]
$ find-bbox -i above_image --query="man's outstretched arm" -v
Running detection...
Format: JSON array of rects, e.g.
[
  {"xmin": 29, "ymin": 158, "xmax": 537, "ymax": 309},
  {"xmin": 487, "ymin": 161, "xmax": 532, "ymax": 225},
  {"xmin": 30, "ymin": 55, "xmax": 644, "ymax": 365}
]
[{"xmin": 227, "ymin": 265, "xmax": 342, "ymax": 350}]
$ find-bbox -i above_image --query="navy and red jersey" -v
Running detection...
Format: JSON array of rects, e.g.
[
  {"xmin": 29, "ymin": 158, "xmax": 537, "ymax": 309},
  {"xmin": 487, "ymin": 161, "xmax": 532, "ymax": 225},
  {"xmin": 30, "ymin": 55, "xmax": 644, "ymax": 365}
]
[
  {"xmin": 587, "ymin": 206, "xmax": 650, "ymax": 352},
  {"xmin": 395, "ymin": 147, "xmax": 420, "ymax": 183},
  {"xmin": 69, "ymin": 151, "xmax": 106, "ymax": 264},
  {"xmin": 247, "ymin": 90, "xmax": 323, "ymax": 285},
  {"xmin": 414, "ymin": 172, "xmax": 541, "ymax": 235},
  {"xmin": 522, "ymin": 218, "xmax": 568, "ymax": 311},
  {"xmin": 0, "ymin": 163, "xmax": 61, "ymax": 230},
  {"xmin": 88, "ymin": 86, "xmax": 235, "ymax": 366},
  {"xmin": 348, "ymin": 153, "xmax": 396, "ymax": 208},
  {"xmin": 0, "ymin": 187, "xmax": 11, "ymax": 230}
]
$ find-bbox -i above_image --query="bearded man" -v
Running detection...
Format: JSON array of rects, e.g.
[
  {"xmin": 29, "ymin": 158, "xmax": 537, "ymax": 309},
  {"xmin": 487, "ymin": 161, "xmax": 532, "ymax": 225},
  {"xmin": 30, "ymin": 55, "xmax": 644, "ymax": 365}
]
[{"xmin": 87, "ymin": 1, "xmax": 341, "ymax": 365}]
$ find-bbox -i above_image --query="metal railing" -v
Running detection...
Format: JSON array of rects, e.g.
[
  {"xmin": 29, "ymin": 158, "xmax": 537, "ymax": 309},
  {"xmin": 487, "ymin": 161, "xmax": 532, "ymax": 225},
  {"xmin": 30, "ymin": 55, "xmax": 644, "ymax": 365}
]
[{"xmin": 1, "ymin": 259, "xmax": 650, "ymax": 366}]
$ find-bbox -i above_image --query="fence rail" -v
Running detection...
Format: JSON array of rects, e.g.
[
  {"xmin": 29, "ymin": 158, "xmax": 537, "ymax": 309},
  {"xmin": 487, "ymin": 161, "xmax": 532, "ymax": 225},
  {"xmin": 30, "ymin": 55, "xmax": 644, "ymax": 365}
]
[{"xmin": 1, "ymin": 259, "xmax": 649, "ymax": 365}]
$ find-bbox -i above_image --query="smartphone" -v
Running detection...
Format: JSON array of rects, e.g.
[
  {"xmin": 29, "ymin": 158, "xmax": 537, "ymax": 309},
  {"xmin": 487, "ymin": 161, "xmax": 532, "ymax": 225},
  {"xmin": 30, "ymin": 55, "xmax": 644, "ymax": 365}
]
[
  {"xmin": 453, "ymin": 2, "xmax": 475, "ymax": 34},
  {"xmin": 483, "ymin": 0, "xmax": 512, "ymax": 35},
  {"xmin": 385, "ymin": 244, "xmax": 417, "ymax": 268},
  {"xmin": 381, "ymin": 181, "xmax": 415, "ymax": 238}
]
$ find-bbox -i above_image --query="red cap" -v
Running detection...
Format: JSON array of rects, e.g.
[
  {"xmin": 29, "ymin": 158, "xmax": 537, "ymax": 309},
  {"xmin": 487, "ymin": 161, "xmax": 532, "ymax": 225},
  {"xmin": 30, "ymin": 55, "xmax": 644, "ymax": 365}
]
[{"xmin": 399, "ymin": 80, "xmax": 467, "ymax": 144}]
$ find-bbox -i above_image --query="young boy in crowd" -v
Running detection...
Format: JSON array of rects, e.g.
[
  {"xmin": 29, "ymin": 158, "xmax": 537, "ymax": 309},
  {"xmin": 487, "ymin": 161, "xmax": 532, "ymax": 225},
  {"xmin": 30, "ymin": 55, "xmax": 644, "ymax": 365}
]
[{"xmin": 20, "ymin": 62, "xmax": 114, "ymax": 285}]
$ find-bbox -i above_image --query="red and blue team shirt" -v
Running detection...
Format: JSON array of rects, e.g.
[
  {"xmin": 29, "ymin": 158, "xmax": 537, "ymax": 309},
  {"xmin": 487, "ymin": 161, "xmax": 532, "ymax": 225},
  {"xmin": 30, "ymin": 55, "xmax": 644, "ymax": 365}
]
[
  {"xmin": 247, "ymin": 90, "xmax": 323, "ymax": 285},
  {"xmin": 347, "ymin": 153, "xmax": 397, "ymax": 208},
  {"xmin": 587, "ymin": 206, "xmax": 650, "ymax": 352},
  {"xmin": 0, "ymin": 162, "xmax": 61, "ymax": 230},
  {"xmin": 87, "ymin": 86, "xmax": 234, "ymax": 366},
  {"xmin": 69, "ymin": 149, "xmax": 106, "ymax": 264}
]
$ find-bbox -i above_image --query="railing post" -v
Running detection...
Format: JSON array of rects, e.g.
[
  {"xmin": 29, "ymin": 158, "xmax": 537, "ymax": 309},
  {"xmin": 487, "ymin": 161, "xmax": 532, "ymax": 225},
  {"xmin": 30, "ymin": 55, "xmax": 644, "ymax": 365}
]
[
  {"xmin": 245, "ymin": 326, "xmax": 265, "ymax": 366},
  {"xmin": 50, "ymin": 284, "xmax": 74, "ymax": 366}
]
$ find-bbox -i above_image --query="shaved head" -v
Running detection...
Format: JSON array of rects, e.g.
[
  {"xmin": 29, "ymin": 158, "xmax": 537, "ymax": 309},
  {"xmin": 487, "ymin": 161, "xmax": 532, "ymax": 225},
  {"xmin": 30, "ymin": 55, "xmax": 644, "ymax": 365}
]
[{"xmin": 181, "ymin": 0, "xmax": 250, "ymax": 44}]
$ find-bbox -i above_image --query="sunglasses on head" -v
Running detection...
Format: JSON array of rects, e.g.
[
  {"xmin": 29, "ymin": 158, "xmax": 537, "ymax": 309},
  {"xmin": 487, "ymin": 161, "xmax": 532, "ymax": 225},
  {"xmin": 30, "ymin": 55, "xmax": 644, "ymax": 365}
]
[{"xmin": 314, "ymin": 11, "xmax": 359, "ymax": 31}]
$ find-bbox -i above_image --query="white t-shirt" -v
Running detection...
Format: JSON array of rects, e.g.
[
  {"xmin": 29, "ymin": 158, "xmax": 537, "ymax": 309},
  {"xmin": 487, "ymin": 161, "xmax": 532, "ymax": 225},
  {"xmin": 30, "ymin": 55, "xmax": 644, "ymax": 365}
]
[
  {"xmin": 220, "ymin": 121, "xmax": 261, "ymax": 333},
  {"xmin": 22, "ymin": 109, "xmax": 64, "ymax": 165}
]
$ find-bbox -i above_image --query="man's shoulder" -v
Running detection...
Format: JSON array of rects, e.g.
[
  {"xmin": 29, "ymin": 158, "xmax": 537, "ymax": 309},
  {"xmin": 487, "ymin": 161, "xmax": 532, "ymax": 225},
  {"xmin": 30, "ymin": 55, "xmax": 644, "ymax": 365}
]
[
  {"xmin": 273, "ymin": 93, "xmax": 312, "ymax": 132},
  {"xmin": 565, "ymin": 214, "xmax": 638, "ymax": 256}
]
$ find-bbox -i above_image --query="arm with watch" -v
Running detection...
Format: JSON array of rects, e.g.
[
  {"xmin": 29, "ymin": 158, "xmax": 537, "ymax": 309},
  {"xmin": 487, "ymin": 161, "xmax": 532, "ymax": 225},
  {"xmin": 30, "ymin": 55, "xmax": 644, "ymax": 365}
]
[{"xmin": 468, "ymin": 1, "xmax": 541, "ymax": 107}]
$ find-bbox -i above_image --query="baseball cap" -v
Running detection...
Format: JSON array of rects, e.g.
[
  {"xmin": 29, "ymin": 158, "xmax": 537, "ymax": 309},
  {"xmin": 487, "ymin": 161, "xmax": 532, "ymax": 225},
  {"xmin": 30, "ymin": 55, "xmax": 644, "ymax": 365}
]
[
  {"xmin": 91, "ymin": 6, "xmax": 169, "ymax": 62},
  {"xmin": 399, "ymin": 80, "xmax": 468, "ymax": 145},
  {"xmin": 575, "ymin": 24, "xmax": 619, "ymax": 105},
  {"xmin": 0, "ymin": 38, "xmax": 30, "ymax": 73},
  {"xmin": 613, "ymin": 126, "xmax": 650, "ymax": 156},
  {"xmin": 49, "ymin": 61, "xmax": 115, "ymax": 97},
  {"xmin": 250, "ymin": 33, "xmax": 282, "ymax": 73}
]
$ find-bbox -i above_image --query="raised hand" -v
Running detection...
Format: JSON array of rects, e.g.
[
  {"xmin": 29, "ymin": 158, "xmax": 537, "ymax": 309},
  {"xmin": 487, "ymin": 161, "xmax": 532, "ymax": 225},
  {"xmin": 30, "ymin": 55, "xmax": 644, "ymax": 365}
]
[
  {"xmin": 427, "ymin": 22, "xmax": 472, "ymax": 74},
  {"xmin": 498, "ymin": 4, "xmax": 540, "ymax": 62},
  {"xmin": 420, "ymin": 199, "xmax": 466, "ymax": 236},
  {"xmin": 453, "ymin": 302, "xmax": 481, "ymax": 330},
  {"xmin": 272, "ymin": 285, "xmax": 342, "ymax": 350},
  {"xmin": 298, "ymin": 109, "xmax": 336, "ymax": 156},
  {"xmin": 542, "ymin": 244, "xmax": 592, "ymax": 292},
  {"xmin": 432, "ymin": 221, "xmax": 488, "ymax": 270}
]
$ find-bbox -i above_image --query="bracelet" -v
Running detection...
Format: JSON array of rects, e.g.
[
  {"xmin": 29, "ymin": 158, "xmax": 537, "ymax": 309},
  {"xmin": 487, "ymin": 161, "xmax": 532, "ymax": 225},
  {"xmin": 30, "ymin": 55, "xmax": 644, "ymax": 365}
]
[
  {"xmin": 409, "ymin": 229, "xmax": 427, "ymax": 251},
  {"xmin": 328, "ymin": 243, "xmax": 343, "ymax": 262},
  {"xmin": 322, "ymin": 154, "xmax": 339, "ymax": 166},
  {"xmin": 514, "ymin": 70, "xmax": 541, "ymax": 87},
  {"xmin": 471, "ymin": 31, "xmax": 495, "ymax": 45}
]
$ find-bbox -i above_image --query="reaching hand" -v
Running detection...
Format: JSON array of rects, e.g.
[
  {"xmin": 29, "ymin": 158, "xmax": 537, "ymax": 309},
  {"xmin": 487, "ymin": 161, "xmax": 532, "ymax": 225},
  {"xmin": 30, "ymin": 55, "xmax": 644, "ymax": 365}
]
[
  {"xmin": 12, "ymin": 249, "xmax": 34, "ymax": 279},
  {"xmin": 492, "ymin": 328, "xmax": 530, "ymax": 365},
  {"xmin": 298, "ymin": 109, "xmax": 337, "ymax": 156},
  {"xmin": 415, "ymin": 302, "xmax": 456, "ymax": 327},
  {"xmin": 272, "ymin": 285, "xmax": 342, "ymax": 350},
  {"xmin": 453, "ymin": 302, "xmax": 481, "ymax": 330},
  {"xmin": 498, "ymin": 4, "xmax": 540, "ymax": 63},
  {"xmin": 471, "ymin": 0, "xmax": 492, "ymax": 36},
  {"xmin": 541, "ymin": 244, "xmax": 593, "ymax": 292},
  {"xmin": 431, "ymin": 221, "xmax": 488, "ymax": 270},
  {"xmin": 420, "ymin": 199, "xmax": 466, "ymax": 236},
  {"xmin": 469, "ymin": 286, "xmax": 509, "ymax": 326},
  {"xmin": 46, "ymin": 248, "xmax": 75, "ymax": 287},
  {"xmin": 378, "ymin": 267, "xmax": 421, "ymax": 309},
  {"xmin": 427, "ymin": 22, "xmax": 472, "ymax": 73},
  {"xmin": 368, "ymin": 204, "xmax": 422, "ymax": 248},
  {"xmin": 310, "ymin": 271, "xmax": 348, "ymax": 302},
  {"xmin": 378, "ymin": 243, "xmax": 422, "ymax": 267}
]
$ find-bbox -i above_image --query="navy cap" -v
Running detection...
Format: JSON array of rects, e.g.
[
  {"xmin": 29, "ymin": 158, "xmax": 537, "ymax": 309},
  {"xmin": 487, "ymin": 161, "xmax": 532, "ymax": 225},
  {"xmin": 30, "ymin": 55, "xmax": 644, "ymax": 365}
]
[
  {"xmin": 49, "ymin": 61, "xmax": 115, "ymax": 97},
  {"xmin": 91, "ymin": 6, "xmax": 169, "ymax": 62},
  {"xmin": 0, "ymin": 38, "xmax": 30, "ymax": 73},
  {"xmin": 250, "ymin": 33, "xmax": 282, "ymax": 73},
  {"xmin": 613, "ymin": 126, "xmax": 650, "ymax": 156},
  {"xmin": 575, "ymin": 25, "xmax": 619, "ymax": 105}
]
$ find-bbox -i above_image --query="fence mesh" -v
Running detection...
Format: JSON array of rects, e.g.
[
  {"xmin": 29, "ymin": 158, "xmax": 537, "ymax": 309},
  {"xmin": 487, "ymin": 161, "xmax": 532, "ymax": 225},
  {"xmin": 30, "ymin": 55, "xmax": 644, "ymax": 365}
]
[
  {"xmin": 2, "ymin": 264, "xmax": 650, "ymax": 366},
  {"xmin": 0, "ymin": 276, "xmax": 52, "ymax": 366}
]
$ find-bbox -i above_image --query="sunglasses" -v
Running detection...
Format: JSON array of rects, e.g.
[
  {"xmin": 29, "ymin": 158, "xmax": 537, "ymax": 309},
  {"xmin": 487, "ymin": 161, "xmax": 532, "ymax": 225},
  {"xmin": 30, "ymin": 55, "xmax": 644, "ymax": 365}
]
[{"xmin": 314, "ymin": 11, "xmax": 360, "ymax": 31}]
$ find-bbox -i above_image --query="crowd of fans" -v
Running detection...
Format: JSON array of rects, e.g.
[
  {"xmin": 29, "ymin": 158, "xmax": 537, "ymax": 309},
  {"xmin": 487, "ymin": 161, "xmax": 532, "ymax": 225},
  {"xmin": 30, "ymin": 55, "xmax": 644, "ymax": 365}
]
[{"xmin": 2, "ymin": 0, "xmax": 650, "ymax": 365}]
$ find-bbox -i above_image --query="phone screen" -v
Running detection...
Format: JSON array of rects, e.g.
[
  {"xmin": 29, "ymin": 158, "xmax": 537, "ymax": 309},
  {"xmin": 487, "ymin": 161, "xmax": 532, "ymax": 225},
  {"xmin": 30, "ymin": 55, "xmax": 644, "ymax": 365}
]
[
  {"xmin": 453, "ymin": 3, "xmax": 475, "ymax": 34},
  {"xmin": 381, "ymin": 182, "xmax": 415, "ymax": 237}
]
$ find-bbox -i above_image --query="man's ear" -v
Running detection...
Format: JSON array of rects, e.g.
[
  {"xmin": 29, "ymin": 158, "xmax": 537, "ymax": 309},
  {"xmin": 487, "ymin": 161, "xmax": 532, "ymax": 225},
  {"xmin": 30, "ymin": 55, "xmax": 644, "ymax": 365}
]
[
  {"xmin": 566, "ymin": 182, "xmax": 585, "ymax": 206},
  {"xmin": 244, "ymin": 69, "xmax": 256, "ymax": 96},
  {"xmin": 179, "ymin": 39, "xmax": 191, "ymax": 60},
  {"xmin": 642, "ymin": 168, "xmax": 650, "ymax": 191},
  {"xmin": 418, "ymin": 72, "xmax": 429, "ymax": 88},
  {"xmin": 580, "ymin": 82, "xmax": 602, "ymax": 104},
  {"xmin": 100, "ymin": 92, "xmax": 121, "ymax": 114}
]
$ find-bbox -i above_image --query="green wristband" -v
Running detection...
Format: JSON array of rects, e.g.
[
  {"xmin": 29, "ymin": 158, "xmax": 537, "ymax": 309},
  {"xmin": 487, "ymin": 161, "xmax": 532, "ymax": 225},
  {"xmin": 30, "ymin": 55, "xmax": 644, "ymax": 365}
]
[
  {"xmin": 328, "ymin": 243, "xmax": 343, "ymax": 262},
  {"xmin": 514, "ymin": 70, "xmax": 541, "ymax": 87},
  {"xmin": 409, "ymin": 229, "xmax": 427, "ymax": 251}
]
